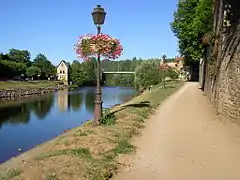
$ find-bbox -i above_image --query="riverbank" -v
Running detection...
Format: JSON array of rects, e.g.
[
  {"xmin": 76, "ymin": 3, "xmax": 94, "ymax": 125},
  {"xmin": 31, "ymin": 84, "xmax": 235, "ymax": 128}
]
[
  {"xmin": 0, "ymin": 81, "xmax": 67, "ymax": 100},
  {"xmin": 0, "ymin": 81, "xmax": 183, "ymax": 180}
]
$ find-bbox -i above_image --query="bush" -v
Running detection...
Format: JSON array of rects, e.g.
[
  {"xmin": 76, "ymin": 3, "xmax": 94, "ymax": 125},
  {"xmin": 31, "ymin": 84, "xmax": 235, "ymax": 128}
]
[
  {"xmin": 135, "ymin": 62, "xmax": 161, "ymax": 89},
  {"xmin": 100, "ymin": 108, "xmax": 116, "ymax": 125},
  {"xmin": 166, "ymin": 69, "xmax": 179, "ymax": 79}
]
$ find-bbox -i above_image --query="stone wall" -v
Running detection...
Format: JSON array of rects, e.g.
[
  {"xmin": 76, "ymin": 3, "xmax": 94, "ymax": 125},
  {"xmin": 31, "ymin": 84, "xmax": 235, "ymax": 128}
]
[
  {"xmin": 0, "ymin": 85, "xmax": 67, "ymax": 100},
  {"xmin": 203, "ymin": 0, "xmax": 240, "ymax": 122}
]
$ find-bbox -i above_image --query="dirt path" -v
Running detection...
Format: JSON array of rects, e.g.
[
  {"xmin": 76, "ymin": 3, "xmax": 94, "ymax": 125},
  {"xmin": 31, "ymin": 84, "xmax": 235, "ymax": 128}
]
[{"xmin": 114, "ymin": 82, "xmax": 240, "ymax": 180}]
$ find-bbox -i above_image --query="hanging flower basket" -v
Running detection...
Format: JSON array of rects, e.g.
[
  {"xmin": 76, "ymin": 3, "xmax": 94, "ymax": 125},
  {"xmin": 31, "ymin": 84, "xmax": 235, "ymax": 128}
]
[{"xmin": 74, "ymin": 34, "xmax": 123, "ymax": 60}]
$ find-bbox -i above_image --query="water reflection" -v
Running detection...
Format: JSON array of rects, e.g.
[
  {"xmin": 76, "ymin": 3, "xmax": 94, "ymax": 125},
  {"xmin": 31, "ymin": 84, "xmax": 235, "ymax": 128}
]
[
  {"xmin": 0, "ymin": 94, "xmax": 54, "ymax": 128},
  {"xmin": 0, "ymin": 105, "xmax": 30, "ymax": 128},
  {"xmin": 57, "ymin": 89, "xmax": 69, "ymax": 112},
  {"xmin": 85, "ymin": 89, "xmax": 95, "ymax": 113},
  {"xmin": 0, "ymin": 87, "xmax": 137, "ymax": 127},
  {"xmin": 69, "ymin": 93, "xmax": 83, "ymax": 111},
  {"xmin": 0, "ymin": 87, "xmax": 137, "ymax": 163},
  {"xmin": 32, "ymin": 95, "xmax": 54, "ymax": 119}
]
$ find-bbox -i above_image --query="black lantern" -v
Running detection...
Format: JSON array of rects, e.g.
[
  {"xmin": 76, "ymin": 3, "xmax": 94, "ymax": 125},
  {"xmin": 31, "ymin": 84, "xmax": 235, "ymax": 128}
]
[{"xmin": 91, "ymin": 5, "xmax": 106, "ymax": 25}]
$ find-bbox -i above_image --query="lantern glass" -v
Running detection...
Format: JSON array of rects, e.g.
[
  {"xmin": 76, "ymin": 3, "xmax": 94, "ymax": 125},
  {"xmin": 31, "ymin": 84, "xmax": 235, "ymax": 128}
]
[{"xmin": 92, "ymin": 5, "xmax": 106, "ymax": 25}]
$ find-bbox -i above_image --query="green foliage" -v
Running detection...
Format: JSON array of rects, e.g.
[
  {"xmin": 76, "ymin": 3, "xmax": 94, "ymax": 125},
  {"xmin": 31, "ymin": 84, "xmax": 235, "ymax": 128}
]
[
  {"xmin": 105, "ymin": 74, "xmax": 134, "ymax": 87},
  {"xmin": 70, "ymin": 60, "xmax": 96, "ymax": 87},
  {"xmin": 100, "ymin": 108, "xmax": 116, "ymax": 125},
  {"xmin": 69, "ymin": 84, "xmax": 78, "ymax": 90},
  {"xmin": 0, "ymin": 60, "xmax": 27, "ymax": 78},
  {"xmin": 33, "ymin": 53, "xmax": 55, "ymax": 78},
  {"xmin": 0, "ymin": 49, "xmax": 55, "ymax": 80},
  {"xmin": 8, "ymin": 49, "xmax": 31, "ymax": 66},
  {"xmin": 69, "ymin": 57, "xmax": 164, "ymax": 88},
  {"xmin": 161, "ymin": 67, "xmax": 179, "ymax": 80},
  {"xmin": 171, "ymin": 0, "xmax": 213, "ymax": 64},
  {"xmin": 26, "ymin": 66, "xmax": 41, "ymax": 78},
  {"xmin": 135, "ymin": 61, "xmax": 161, "ymax": 89}
]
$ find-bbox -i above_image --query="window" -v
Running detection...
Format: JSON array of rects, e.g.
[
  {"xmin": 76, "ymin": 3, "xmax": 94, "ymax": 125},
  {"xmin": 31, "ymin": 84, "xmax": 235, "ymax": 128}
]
[
  {"xmin": 60, "ymin": 70, "xmax": 62, "ymax": 73},
  {"xmin": 63, "ymin": 70, "xmax": 65, "ymax": 74}
]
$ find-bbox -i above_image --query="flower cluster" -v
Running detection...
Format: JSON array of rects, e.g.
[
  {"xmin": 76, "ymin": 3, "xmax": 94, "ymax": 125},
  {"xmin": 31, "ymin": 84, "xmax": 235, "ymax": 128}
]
[{"xmin": 74, "ymin": 34, "xmax": 123, "ymax": 60}]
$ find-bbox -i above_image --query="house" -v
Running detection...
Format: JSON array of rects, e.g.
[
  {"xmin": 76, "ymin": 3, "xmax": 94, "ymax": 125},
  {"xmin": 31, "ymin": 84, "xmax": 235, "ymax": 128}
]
[
  {"xmin": 159, "ymin": 56, "xmax": 186, "ymax": 80},
  {"xmin": 160, "ymin": 56, "xmax": 184, "ymax": 71},
  {"xmin": 56, "ymin": 60, "xmax": 69, "ymax": 85}
]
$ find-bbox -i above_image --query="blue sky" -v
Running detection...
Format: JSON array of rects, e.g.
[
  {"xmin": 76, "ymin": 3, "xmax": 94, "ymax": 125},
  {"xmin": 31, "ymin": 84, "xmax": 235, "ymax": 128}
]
[{"xmin": 1, "ymin": 0, "xmax": 179, "ymax": 65}]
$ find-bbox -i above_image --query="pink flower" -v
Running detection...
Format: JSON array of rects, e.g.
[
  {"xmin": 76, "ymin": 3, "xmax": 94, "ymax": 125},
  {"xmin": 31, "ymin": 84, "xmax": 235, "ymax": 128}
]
[{"xmin": 74, "ymin": 33, "xmax": 123, "ymax": 61}]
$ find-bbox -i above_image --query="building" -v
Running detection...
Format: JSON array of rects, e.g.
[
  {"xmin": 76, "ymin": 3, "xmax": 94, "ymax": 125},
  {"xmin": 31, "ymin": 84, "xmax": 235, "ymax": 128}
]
[
  {"xmin": 160, "ymin": 56, "xmax": 184, "ymax": 71},
  {"xmin": 159, "ymin": 56, "xmax": 185, "ymax": 80},
  {"xmin": 56, "ymin": 60, "xmax": 69, "ymax": 85}
]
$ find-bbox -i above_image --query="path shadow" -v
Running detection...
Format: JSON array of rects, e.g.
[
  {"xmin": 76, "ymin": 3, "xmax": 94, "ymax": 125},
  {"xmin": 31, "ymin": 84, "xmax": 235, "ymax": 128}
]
[
  {"xmin": 165, "ymin": 85, "xmax": 176, "ymax": 88},
  {"xmin": 110, "ymin": 101, "xmax": 152, "ymax": 115},
  {"xmin": 100, "ymin": 101, "xmax": 153, "ymax": 124}
]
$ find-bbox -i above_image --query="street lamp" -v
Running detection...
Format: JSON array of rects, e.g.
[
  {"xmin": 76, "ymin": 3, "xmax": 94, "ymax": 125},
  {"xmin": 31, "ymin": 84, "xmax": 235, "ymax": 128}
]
[{"xmin": 92, "ymin": 5, "xmax": 106, "ymax": 125}]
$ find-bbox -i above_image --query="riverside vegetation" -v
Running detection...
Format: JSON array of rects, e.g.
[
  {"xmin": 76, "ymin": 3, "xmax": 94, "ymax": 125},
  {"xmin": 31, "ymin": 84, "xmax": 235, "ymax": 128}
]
[
  {"xmin": 0, "ymin": 48, "xmax": 178, "ymax": 90},
  {"xmin": 0, "ymin": 80, "xmax": 183, "ymax": 180}
]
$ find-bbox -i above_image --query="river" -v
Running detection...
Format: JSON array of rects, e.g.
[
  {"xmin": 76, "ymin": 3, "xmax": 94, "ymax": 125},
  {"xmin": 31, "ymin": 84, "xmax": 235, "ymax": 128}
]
[{"xmin": 0, "ymin": 86, "xmax": 137, "ymax": 163}]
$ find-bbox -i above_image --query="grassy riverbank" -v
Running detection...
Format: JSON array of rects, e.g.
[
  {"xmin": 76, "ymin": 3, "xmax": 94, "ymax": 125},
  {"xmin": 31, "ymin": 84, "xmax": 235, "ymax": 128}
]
[
  {"xmin": 0, "ymin": 81, "xmax": 183, "ymax": 180},
  {"xmin": 0, "ymin": 81, "xmax": 59, "ymax": 90}
]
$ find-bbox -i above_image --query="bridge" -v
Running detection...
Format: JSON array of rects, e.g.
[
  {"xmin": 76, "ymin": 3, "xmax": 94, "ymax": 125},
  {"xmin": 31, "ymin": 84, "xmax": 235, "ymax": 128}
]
[{"xmin": 103, "ymin": 71, "xmax": 135, "ymax": 74}]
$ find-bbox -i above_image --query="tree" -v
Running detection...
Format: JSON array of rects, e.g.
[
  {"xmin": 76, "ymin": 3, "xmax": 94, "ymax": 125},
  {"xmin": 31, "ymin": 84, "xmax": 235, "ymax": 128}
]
[
  {"xmin": 26, "ymin": 66, "xmax": 41, "ymax": 78},
  {"xmin": 105, "ymin": 74, "xmax": 135, "ymax": 86},
  {"xmin": 8, "ymin": 49, "xmax": 31, "ymax": 66},
  {"xmin": 159, "ymin": 64, "xmax": 179, "ymax": 88},
  {"xmin": 135, "ymin": 62, "xmax": 161, "ymax": 89},
  {"xmin": 33, "ymin": 53, "xmax": 55, "ymax": 78},
  {"xmin": 0, "ymin": 60, "xmax": 26, "ymax": 78},
  {"xmin": 171, "ymin": 0, "xmax": 213, "ymax": 65},
  {"xmin": 81, "ymin": 59, "xmax": 96, "ymax": 85},
  {"xmin": 70, "ymin": 60, "xmax": 89, "ymax": 86}
]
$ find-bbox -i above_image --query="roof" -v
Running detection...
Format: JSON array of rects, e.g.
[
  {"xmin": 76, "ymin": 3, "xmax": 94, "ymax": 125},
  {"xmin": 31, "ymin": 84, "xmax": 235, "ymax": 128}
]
[{"xmin": 57, "ymin": 60, "xmax": 70, "ymax": 68}]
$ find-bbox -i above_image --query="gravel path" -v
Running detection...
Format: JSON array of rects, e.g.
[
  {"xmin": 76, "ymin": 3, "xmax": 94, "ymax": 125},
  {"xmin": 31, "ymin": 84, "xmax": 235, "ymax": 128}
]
[{"xmin": 114, "ymin": 82, "xmax": 240, "ymax": 180}]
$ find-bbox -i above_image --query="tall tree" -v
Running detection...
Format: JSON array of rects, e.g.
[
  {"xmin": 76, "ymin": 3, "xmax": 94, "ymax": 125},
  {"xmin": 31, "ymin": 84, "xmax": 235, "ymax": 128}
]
[
  {"xmin": 8, "ymin": 49, "xmax": 31, "ymax": 65},
  {"xmin": 171, "ymin": 0, "xmax": 213, "ymax": 65},
  {"xmin": 33, "ymin": 53, "xmax": 55, "ymax": 78}
]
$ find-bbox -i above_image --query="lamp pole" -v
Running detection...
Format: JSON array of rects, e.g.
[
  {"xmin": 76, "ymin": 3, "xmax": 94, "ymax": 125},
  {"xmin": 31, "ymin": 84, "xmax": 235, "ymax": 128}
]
[{"xmin": 92, "ymin": 5, "xmax": 106, "ymax": 125}]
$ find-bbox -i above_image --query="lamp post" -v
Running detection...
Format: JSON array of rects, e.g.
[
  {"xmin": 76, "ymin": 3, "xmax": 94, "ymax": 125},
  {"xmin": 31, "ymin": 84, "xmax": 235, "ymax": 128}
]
[{"xmin": 92, "ymin": 5, "xmax": 106, "ymax": 125}]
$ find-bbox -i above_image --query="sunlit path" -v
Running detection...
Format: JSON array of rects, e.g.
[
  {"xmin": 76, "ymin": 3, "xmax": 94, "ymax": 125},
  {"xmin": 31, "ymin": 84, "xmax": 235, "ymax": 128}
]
[{"xmin": 114, "ymin": 83, "xmax": 240, "ymax": 180}]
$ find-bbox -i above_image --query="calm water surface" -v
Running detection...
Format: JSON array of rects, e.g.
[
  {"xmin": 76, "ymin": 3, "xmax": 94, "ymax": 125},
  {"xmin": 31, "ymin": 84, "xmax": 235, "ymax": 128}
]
[{"xmin": 0, "ymin": 86, "xmax": 137, "ymax": 163}]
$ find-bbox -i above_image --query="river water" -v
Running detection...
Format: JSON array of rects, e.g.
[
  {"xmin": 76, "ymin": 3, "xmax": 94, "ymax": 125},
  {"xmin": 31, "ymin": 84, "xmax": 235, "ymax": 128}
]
[{"xmin": 0, "ymin": 86, "xmax": 137, "ymax": 163}]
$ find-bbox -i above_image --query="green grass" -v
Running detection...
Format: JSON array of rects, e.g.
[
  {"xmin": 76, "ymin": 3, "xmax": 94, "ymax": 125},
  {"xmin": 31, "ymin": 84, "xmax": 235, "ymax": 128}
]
[
  {"xmin": 38, "ymin": 148, "xmax": 92, "ymax": 160},
  {"xmin": 73, "ymin": 129, "xmax": 93, "ymax": 137},
  {"xmin": 0, "ymin": 80, "xmax": 59, "ymax": 90},
  {"xmin": 113, "ymin": 138, "xmax": 136, "ymax": 154},
  {"xmin": 0, "ymin": 169, "xmax": 21, "ymax": 180}
]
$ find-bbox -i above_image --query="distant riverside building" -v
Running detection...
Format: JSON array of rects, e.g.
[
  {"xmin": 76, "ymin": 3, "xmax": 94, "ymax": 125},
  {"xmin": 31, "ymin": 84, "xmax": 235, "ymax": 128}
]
[
  {"xmin": 160, "ymin": 56, "xmax": 185, "ymax": 80},
  {"xmin": 160, "ymin": 56, "xmax": 184, "ymax": 71},
  {"xmin": 56, "ymin": 60, "xmax": 69, "ymax": 85}
]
